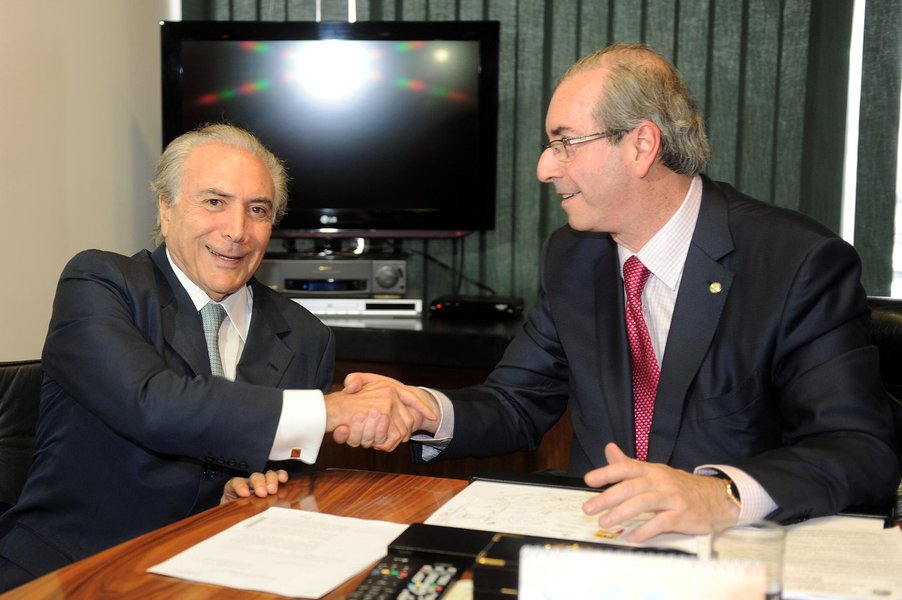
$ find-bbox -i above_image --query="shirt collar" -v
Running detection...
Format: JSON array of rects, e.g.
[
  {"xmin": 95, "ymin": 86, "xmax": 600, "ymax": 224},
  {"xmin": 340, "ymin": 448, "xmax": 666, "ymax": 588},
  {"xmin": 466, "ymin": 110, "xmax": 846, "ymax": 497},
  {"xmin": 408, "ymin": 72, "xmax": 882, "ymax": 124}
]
[
  {"xmin": 165, "ymin": 247, "xmax": 252, "ymax": 342},
  {"xmin": 618, "ymin": 175, "xmax": 703, "ymax": 291}
]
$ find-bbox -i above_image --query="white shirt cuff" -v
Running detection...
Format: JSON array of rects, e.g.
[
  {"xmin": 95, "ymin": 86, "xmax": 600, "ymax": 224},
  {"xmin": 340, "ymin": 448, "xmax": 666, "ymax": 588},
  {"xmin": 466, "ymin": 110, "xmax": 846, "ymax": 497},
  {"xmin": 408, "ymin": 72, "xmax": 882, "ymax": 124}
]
[
  {"xmin": 269, "ymin": 390, "xmax": 326, "ymax": 465},
  {"xmin": 696, "ymin": 464, "xmax": 779, "ymax": 523},
  {"xmin": 411, "ymin": 387, "xmax": 453, "ymax": 461}
]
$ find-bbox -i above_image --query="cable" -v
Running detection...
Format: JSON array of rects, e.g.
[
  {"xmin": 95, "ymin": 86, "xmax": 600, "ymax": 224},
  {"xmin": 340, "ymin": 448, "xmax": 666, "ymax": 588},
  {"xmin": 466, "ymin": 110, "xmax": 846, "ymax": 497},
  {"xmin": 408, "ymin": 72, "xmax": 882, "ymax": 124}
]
[{"xmin": 406, "ymin": 243, "xmax": 497, "ymax": 296}]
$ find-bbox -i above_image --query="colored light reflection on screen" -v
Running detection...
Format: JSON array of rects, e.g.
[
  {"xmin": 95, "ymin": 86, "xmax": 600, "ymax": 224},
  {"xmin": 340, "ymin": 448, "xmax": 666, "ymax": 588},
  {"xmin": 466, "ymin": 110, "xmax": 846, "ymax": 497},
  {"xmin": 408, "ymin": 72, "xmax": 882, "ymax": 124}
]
[
  {"xmin": 238, "ymin": 41, "xmax": 270, "ymax": 53},
  {"xmin": 395, "ymin": 40, "xmax": 427, "ymax": 52},
  {"xmin": 285, "ymin": 40, "xmax": 379, "ymax": 103},
  {"xmin": 195, "ymin": 79, "xmax": 271, "ymax": 106},
  {"xmin": 394, "ymin": 78, "xmax": 470, "ymax": 102},
  {"xmin": 191, "ymin": 39, "xmax": 472, "ymax": 107},
  {"xmin": 396, "ymin": 78, "xmax": 426, "ymax": 92}
]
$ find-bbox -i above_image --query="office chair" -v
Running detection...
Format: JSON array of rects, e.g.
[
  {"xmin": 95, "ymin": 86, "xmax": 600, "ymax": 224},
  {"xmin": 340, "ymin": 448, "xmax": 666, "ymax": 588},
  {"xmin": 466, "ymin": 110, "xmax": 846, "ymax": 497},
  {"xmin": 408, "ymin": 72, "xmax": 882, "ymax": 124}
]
[
  {"xmin": 0, "ymin": 359, "xmax": 42, "ymax": 514},
  {"xmin": 867, "ymin": 297, "xmax": 902, "ymax": 456}
]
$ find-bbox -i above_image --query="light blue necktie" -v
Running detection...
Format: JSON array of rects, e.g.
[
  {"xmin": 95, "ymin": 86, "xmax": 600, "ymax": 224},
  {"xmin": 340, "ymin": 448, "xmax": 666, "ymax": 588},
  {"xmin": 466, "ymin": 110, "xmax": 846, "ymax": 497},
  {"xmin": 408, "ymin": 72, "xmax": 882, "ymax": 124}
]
[{"xmin": 200, "ymin": 302, "xmax": 227, "ymax": 377}]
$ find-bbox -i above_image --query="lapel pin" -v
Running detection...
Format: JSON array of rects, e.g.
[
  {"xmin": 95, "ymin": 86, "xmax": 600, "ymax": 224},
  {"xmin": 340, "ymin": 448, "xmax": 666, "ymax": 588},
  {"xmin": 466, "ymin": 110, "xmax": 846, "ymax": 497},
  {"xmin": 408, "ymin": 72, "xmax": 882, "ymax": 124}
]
[{"xmin": 708, "ymin": 282, "xmax": 722, "ymax": 294}]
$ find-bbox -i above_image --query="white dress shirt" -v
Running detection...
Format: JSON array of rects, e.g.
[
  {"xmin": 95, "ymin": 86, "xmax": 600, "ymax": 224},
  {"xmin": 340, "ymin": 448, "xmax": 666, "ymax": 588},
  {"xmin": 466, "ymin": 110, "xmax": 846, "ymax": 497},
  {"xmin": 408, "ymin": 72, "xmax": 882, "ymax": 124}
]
[{"xmin": 167, "ymin": 249, "xmax": 326, "ymax": 464}]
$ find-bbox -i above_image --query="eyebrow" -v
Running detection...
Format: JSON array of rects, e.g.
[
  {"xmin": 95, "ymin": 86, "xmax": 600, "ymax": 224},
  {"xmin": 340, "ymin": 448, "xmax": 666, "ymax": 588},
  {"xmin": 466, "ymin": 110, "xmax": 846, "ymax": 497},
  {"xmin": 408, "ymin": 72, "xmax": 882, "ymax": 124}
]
[
  {"xmin": 548, "ymin": 126, "xmax": 577, "ymax": 138},
  {"xmin": 198, "ymin": 188, "xmax": 273, "ymax": 205},
  {"xmin": 198, "ymin": 187, "xmax": 233, "ymax": 198}
]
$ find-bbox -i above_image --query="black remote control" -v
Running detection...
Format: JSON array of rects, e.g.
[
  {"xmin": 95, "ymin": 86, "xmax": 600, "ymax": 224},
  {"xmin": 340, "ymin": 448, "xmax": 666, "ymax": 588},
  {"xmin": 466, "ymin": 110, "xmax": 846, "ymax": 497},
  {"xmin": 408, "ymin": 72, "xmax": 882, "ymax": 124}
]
[{"xmin": 348, "ymin": 555, "xmax": 459, "ymax": 600}]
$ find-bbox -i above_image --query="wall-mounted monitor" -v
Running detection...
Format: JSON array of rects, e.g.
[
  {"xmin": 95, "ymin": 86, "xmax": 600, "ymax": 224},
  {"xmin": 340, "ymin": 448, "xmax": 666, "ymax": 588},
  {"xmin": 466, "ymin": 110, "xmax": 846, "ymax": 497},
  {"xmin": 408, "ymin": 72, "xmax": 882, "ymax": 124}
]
[{"xmin": 161, "ymin": 20, "xmax": 499, "ymax": 240}]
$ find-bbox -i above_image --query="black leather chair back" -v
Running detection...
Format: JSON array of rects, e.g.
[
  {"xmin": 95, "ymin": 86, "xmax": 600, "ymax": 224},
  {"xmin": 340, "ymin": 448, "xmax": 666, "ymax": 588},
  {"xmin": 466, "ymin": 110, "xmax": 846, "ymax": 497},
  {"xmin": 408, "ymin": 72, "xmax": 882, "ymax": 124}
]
[
  {"xmin": 0, "ymin": 359, "xmax": 42, "ymax": 513},
  {"xmin": 868, "ymin": 297, "xmax": 902, "ymax": 454}
]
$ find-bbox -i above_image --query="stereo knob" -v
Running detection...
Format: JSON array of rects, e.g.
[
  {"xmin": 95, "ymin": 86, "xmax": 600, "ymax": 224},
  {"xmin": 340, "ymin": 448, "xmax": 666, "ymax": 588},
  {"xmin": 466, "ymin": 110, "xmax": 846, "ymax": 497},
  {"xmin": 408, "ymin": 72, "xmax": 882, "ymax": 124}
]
[{"xmin": 374, "ymin": 265, "xmax": 404, "ymax": 290}]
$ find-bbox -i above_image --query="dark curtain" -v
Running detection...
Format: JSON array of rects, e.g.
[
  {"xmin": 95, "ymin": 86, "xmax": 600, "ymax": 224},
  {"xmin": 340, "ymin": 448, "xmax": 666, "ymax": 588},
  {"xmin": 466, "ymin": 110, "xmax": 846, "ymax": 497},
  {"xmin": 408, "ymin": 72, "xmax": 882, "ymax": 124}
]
[
  {"xmin": 180, "ymin": 0, "xmax": 901, "ymax": 303},
  {"xmin": 855, "ymin": 0, "xmax": 900, "ymax": 295}
]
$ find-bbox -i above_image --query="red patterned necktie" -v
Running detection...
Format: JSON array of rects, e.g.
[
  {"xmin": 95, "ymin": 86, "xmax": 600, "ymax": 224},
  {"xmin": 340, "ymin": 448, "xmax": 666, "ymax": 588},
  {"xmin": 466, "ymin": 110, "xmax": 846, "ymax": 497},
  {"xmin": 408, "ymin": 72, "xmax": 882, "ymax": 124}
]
[{"xmin": 623, "ymin": 256, "xmax": 659, "ymax": 461}]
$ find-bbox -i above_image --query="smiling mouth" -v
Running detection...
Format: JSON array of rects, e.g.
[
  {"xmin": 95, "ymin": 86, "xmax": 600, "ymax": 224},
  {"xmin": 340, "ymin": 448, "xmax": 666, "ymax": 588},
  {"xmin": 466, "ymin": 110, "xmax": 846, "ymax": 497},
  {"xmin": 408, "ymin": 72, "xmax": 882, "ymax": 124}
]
[
  {"xmin": 208, "ymin": 246, "xmax": 241, "ymax": 262},
  {"xmin": 561, "ymin": 192, "xmax": 578, "ymax": 200}
]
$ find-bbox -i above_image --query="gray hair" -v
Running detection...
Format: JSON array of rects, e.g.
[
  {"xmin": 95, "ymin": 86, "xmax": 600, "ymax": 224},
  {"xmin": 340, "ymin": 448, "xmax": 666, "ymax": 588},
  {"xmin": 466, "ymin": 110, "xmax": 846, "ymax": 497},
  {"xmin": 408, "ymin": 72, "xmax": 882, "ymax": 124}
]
[
  {"xmin": 561, "ymin": 43, "xmax": 710, "ymax": 176},
  {"xmin": 150, "ymin": 123, "xmax": 288, "ymax": 243}
]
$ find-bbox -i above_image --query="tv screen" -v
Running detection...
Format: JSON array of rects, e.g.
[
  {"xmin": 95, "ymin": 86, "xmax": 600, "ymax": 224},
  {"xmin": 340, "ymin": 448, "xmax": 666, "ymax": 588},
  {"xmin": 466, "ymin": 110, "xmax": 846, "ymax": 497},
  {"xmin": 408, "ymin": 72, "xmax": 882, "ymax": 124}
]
[{"xmin": 160, "ymin": 20, "xmax": 499, "ymax": 239}]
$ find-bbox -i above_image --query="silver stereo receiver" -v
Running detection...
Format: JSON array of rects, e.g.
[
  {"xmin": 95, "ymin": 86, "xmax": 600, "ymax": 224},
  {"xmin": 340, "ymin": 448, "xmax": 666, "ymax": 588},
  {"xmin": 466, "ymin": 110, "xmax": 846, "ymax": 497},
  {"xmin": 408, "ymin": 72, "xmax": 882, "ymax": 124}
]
[{"xmin": 255, "ymin": 258, "xmax": 407, "ymax": 297}]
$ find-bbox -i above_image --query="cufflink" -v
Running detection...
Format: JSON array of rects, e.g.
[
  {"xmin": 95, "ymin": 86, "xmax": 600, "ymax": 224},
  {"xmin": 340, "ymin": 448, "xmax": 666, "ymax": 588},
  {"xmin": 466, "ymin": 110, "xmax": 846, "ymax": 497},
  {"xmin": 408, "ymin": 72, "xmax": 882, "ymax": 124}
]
[{"xmin": 290, "ymin": 448, "xmax": 302, "ymax": 459}]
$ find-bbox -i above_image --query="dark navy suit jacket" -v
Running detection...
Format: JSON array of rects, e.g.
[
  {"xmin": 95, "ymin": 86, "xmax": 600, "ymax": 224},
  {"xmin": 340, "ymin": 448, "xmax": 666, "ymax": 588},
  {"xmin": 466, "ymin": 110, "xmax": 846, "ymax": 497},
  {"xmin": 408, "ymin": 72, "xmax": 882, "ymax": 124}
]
[
  {"xmin": 0, "ymin": 244, "xmax": 334, "ymax": 578},
  {"xmin": 427, "ymin": 177, "xmax": 900, "ymax": 522}
]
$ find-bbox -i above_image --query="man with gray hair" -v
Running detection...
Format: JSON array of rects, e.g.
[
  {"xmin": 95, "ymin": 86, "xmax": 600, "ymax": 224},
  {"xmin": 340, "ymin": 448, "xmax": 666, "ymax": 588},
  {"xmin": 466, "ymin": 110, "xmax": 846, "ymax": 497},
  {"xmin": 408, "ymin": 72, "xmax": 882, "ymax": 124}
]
[
  {"xmin": 0, "ymin": 123, "xmax": 428, "ymax": 590},
  {"xmin": 345, "ymin": 43, "xmax": 899, "ymax": 540}
]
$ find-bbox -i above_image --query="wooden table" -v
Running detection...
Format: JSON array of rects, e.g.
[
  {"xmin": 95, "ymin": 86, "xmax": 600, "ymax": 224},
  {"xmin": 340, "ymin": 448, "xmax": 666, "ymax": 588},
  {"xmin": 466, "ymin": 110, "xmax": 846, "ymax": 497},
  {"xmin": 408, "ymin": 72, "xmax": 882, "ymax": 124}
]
[{"xmin": 2, "ymin": 470, "xmax": 468, "ymax": 599}]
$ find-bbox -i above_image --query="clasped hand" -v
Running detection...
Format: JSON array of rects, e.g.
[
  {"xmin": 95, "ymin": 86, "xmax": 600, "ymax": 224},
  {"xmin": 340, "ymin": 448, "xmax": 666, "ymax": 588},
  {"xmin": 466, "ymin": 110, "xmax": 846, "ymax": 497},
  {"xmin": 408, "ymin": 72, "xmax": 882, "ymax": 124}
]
[{"xmin": 325, "ymin": 372, "xmax": 439, "ymax": 452}]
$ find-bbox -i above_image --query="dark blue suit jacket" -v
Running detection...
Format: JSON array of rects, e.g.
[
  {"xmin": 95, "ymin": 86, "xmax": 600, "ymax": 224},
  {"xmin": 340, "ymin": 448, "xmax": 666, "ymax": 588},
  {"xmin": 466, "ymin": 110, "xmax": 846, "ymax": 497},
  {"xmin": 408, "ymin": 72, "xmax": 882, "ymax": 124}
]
[
  {"xmin": 430, "ymin": 177, "xmax": 900, "ymax": 522},
  {"xmin": 0, "ymin": 244, "xmax": 334, "ymax": 578}
]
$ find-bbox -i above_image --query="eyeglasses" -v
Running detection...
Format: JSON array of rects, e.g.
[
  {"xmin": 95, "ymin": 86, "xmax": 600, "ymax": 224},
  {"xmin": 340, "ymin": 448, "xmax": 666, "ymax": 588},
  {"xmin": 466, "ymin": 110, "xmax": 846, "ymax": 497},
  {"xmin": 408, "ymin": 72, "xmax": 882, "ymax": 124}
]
[{"xmin": 541, "ymin": 130, "xmax": 625, "ymax": 162}]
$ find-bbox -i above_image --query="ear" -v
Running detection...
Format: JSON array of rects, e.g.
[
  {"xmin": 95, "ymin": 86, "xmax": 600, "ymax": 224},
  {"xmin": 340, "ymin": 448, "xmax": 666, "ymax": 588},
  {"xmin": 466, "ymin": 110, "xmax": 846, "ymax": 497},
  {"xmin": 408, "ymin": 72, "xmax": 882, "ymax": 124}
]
[
  {"xmin": 629, "ymin": 121, "xmax": 662, "ymax": 178},
  {"xmin": 158, "ymin": 195, "xmax": 171, "ymax": 236}
]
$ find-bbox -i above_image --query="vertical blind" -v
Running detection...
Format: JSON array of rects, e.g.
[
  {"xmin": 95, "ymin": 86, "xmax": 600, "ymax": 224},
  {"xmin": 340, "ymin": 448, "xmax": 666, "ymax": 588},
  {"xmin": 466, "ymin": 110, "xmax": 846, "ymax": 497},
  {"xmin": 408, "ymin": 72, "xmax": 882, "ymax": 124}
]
[{"xmin": 182, "ymin": 0, "xmax": 900, "ymax": 305}]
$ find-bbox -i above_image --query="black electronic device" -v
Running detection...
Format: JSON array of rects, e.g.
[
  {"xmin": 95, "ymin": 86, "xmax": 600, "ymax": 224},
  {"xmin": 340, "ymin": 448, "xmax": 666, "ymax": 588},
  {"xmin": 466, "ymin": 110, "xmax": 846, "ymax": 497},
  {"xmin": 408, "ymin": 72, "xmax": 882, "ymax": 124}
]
[
  {"xmin": 349, "ymin": 556, "xmax": 459, "ymax": 600},
  {"xmin": 470, "ymin": 469, "xmax": 597, "ymax": 491},
  {"xmin": 348, "ymin": 554, "xmax": 462, "ymax": 600},
  {"xmin": 388, "ymin": 523, "xmax": 496, "ymax": 560},
  {"xmin": 429, "ymin": 294, "xmax": 523, "ymax": 319},
  {"xmin": 161, "ymin": 20, "xmax": 499, "ymax": 241},
  {"xmin": 350, "ymin": 524, "xmax": 495, "ymax": 600}
]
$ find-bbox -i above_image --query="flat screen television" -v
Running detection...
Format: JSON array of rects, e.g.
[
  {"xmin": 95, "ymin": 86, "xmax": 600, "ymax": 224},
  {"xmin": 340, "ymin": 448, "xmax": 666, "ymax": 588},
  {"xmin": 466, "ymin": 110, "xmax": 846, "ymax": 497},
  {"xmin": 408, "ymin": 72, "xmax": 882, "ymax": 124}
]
[{"xmin": 160, "ymin": 20, "xmax": 499, "ymax": 243}]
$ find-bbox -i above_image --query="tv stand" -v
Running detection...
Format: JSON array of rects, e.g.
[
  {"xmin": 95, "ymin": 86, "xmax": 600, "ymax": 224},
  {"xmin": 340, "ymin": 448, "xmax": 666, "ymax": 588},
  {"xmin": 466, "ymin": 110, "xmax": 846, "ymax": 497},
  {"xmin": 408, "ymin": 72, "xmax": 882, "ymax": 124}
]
[
  {"xmin": 310, "ymin": 237, "xmax": 392, "ymax": 257},
  {"xmin": 271, "ymin": 237, "xmax": 406, "ymax": 260}
]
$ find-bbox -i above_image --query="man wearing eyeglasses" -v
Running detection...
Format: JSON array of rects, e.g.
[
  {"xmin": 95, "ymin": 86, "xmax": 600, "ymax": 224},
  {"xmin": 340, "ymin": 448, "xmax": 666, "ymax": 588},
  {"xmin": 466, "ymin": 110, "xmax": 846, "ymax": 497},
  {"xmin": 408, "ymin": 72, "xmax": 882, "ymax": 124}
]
[{"xmin": 344, "ymin": 43, "xmax": 900, "ymax": 540}]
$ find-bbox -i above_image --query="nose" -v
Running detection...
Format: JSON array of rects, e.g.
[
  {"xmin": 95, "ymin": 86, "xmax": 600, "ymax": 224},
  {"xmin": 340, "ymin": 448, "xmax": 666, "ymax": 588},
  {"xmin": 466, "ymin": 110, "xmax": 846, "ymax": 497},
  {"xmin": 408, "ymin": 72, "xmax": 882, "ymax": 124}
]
[
  {"xmin": 536, "ymin": 147, "xmax": 561, "ymax": 183},
  {"xmin": 221, "ymin": 204, "xmax": 247, "ymax": 243}
]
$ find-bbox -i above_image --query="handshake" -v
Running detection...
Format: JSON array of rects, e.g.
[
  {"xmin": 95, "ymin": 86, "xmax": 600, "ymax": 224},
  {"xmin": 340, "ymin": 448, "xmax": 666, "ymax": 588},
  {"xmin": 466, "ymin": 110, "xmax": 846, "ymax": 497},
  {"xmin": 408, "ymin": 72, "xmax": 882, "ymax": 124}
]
[
  {"xmin": 324, "ymin": 373, "xmax": 441, "ymax": 452},
  {"xmin": 222, "ymin": 372, "xmax": 439, "ymax": 504}
]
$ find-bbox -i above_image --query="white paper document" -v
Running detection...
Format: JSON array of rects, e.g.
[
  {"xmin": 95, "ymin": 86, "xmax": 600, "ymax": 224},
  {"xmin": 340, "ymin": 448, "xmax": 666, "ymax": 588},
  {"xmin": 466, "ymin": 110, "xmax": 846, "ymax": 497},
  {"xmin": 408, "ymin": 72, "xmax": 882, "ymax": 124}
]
[
  {"xmin": 424, "ymin": 479, "xmax": 699, "ymax": 554},
  {"xmin": 147, "ymin": 507, "xmax": 407, "ymax": 598},
  {"xmin": 783, "ymin": 515, "xmax": 902, "ymax": 600}
]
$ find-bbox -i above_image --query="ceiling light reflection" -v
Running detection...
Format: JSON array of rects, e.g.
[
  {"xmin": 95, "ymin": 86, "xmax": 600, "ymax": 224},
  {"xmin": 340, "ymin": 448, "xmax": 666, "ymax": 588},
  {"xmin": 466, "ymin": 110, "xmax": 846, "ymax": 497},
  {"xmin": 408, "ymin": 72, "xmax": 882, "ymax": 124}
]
[{"xmin": 285, "ymin": 40, "xmax": 377, "ymax": 104}]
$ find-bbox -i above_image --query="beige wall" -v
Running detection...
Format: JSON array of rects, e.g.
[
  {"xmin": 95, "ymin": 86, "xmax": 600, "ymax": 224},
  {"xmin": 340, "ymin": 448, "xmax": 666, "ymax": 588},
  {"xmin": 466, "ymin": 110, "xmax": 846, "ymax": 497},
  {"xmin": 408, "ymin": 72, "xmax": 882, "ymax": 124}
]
[{"xmin": 0, "ymin": 0, "xmax": 176, "ymax": 360}]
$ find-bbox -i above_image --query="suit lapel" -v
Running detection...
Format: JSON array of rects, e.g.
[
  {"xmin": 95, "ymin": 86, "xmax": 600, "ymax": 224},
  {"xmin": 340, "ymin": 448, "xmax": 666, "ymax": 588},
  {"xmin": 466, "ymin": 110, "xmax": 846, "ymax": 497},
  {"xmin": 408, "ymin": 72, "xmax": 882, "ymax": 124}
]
[
  {"xmin": 592, "ymin": 238, "xmax": 636, "ymax": 455},
  {"xmin": 648, "ymin": 178, "xmax": 735, "ymax": 464},
  {"xmin": 151, "ymin": 245, "xmax": 210, "ymax": 376},
  {"xmin": 150, "ymin": 248, "xmax": 295, "ymax": 384},
  {"xmin": 236, "ymin": 280, "xmax": 295, "ymax": 387}
]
